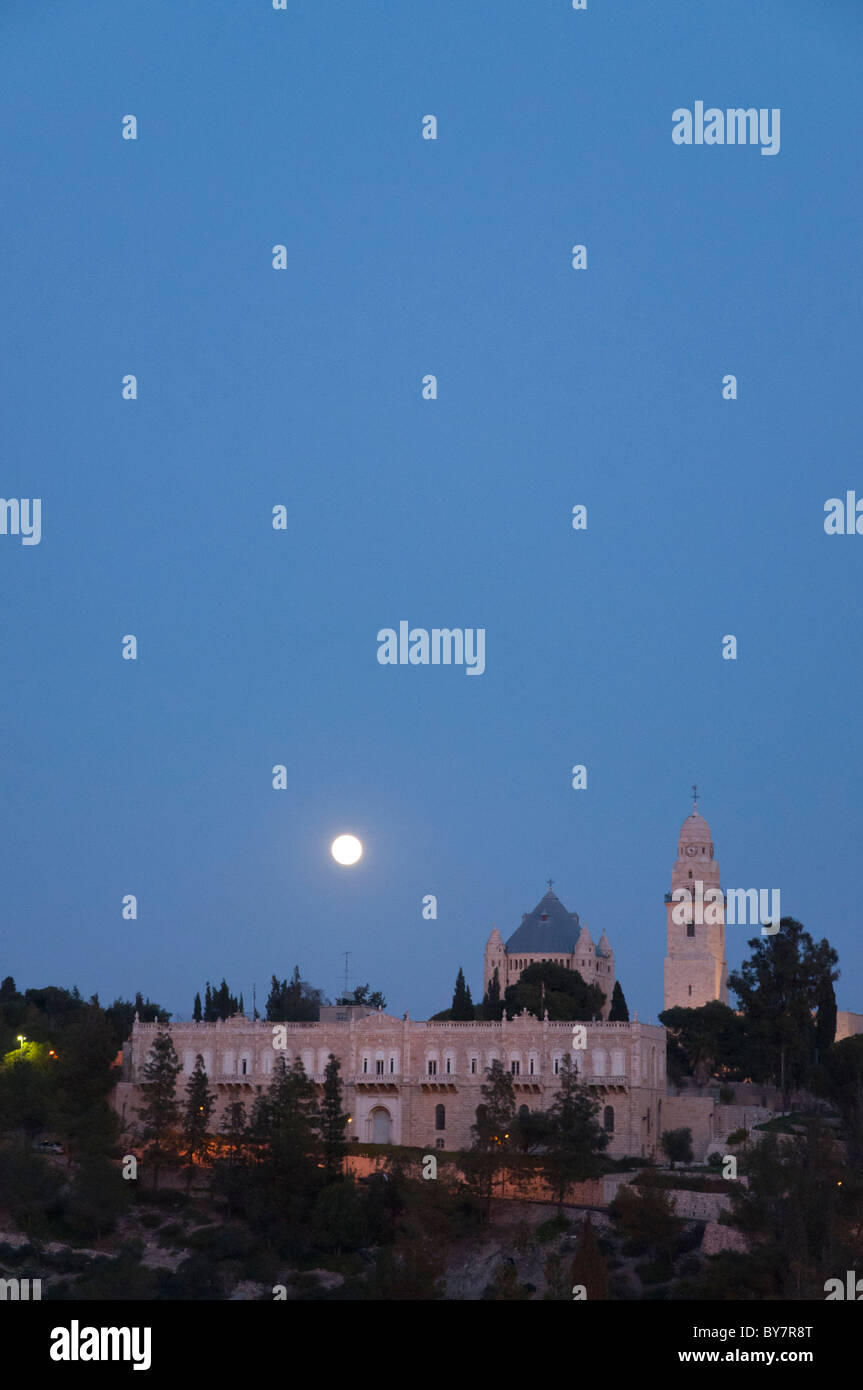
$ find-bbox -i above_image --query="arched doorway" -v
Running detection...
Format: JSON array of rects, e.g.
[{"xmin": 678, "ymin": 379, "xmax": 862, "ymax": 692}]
[{"xmin": 370, "ymin": 1106, "xmax": 392, "ymax": 1144}]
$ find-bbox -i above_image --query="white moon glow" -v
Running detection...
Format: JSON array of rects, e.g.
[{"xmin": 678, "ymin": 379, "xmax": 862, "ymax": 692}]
[{"xmin": 331, "ymin": 834, "xmax": 363, "ymax": 866}]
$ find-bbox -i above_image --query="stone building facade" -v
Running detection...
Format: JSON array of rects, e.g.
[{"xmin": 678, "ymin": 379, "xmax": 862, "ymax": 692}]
[{"xmin": 115, "ymin": 1012, "xmax": 667, "ymax": 1160}]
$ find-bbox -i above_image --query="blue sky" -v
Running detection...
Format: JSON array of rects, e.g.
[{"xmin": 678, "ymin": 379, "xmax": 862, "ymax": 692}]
[{"xmin": 2, "ymin": 0, "xmax": 861, "ymax": 1026}]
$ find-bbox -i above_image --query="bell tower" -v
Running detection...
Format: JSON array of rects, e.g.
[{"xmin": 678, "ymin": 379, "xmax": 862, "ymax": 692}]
[{"xmin": 663, "ymin": 791, "xmax": 728, "ymax": 1011}]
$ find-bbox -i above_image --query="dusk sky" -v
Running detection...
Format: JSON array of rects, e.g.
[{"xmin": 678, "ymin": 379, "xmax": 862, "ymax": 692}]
[{"xmin": 2, "ymin": 0, "xmax": 861, "ymax": 1027}]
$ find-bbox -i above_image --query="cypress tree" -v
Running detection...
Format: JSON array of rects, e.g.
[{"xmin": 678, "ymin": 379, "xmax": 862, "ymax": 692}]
[
  {"xmin": 319, "ymin": 1053, "xmax": 349, "ymax": 1180},
  {"xmin": 570, "ymin": 1214, "xmax": 609, "ymax": 1300},
  {"xmin": 452, "ymin": 967, "xmax": 474, "ymax": 1020},
  {"xmin": 609, "ymin": 981, "xmax": 629, "ymax": 1022},
  {"xmin": 138, "ymin": 1031, "xmax": 181, "ymax": 1189},
  {"xmin": 484, "ymin": 966, "xmax": 502, "ymax": 1021},
  {"xmin": 265, "ymin": 974, "xmax": 285, "ymax": 1021},
  {"xmin": 181, "ymin": 1056, "xmax": 216, "ymax": 1185},
  {"xmin": 192, "ymin": 992, "xmax": 202, "ymax": 1023}
]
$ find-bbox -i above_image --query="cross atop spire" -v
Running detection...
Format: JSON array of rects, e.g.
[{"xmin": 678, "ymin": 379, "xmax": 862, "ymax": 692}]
[
  {"xmin": 546, "ymin": 877, "xmax": 554, "ymax": 891},
  {"xmin": 691, "ymin": 783, "xmax": 699, "ymax": 811}
]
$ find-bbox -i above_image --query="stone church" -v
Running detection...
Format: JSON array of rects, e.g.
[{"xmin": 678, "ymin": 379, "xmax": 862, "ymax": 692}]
[
  {"xmin": 483, "ymin": 883, "xmax": 615, "ymax": 1015},
  {"xmin": 113, "ymin": 805, "xmax": 742, "ymax": 1162}
]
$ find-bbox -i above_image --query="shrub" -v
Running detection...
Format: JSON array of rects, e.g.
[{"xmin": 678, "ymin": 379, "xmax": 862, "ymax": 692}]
[
  {"xmin": 0, "ymin": 1242, "xmax": 34, "ymax": 1267},
  {"xmin": 535, "ymin": 1214, "xmax": 571, "ymax": 1243},
  {"xmin": 635, "ymin": 1258, "xmax": 672, "ymax": 1285},
  {"xmin": 187, "ymin": 1222, "xmax": 257, "ymax": 1261},
  {"xmin": 155, "ymin": 1222, "xmax": 186, "ymax": 1248}
]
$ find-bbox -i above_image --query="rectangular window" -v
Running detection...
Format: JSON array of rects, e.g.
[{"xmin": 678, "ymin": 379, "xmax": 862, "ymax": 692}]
[
  {"xmin": 470, "ymin": 1058, "xmax": 477, "ymax": 1074},
  {"xmin": 554, "ymin": 1058, "xmax": 560, "ymax": 1075},
  {"xmin": 376, "ymin": 1059, "xmax": 384, "ymax": 1075},
  {"xmin": 428, "ymin": 1060, "xmax": 437, "ymax": 1075}
]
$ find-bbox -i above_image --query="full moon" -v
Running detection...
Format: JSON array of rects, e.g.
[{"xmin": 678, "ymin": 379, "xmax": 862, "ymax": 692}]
[{"xmin": 331, "ymin": 834, "xmax": 363, "ymax": 866}]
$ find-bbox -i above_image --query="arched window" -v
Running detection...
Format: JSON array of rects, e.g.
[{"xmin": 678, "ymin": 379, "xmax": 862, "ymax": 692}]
[
  {"xmin": 518, "ymin": 1104, "xmax": 529, "ymax": 1121},
  {"xmin": 604, "ymin": 1105, "xmax": 614, "ymax": 1132},
  {"xmin": 435, "ymin": 1137, "xmax": 445, "ymax": 1149},
  {"xmin": 435, "ymin": 1104, "xmax": 445, "ymax": 1131}
]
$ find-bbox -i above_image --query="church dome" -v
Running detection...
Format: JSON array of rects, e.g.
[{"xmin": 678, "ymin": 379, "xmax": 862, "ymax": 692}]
[
  {"xmin": 679, "ymin": 812, "xmax": 711, "ymax": 841},
  {"xmin": 505, "ymin": 889, "xmax": 581, "ymax": 954}
]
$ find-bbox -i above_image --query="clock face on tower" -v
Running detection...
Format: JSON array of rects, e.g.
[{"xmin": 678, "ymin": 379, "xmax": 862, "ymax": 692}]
[{"xmin": 685, "ymin": 845, "xmax": 699, "ymax": 856}]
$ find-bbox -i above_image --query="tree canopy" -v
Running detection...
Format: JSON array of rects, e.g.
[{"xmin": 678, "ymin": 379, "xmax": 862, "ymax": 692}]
[{"xmin": 504, "ymin": 961, "xmax": 605, "ymax": 1022}]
